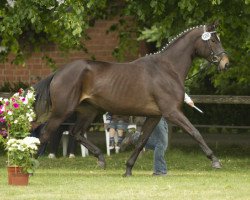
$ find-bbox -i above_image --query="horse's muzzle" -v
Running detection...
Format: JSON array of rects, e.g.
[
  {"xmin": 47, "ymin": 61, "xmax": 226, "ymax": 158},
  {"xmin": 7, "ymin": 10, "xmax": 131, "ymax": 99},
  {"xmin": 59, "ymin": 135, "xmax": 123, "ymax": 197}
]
[
  {"xmin": 218, "ymin": 53, "xmax": 229, "ymax": 71},
  {"xmin": 224, "ymin": 62, "xmax": 230, "ymax": 69}
]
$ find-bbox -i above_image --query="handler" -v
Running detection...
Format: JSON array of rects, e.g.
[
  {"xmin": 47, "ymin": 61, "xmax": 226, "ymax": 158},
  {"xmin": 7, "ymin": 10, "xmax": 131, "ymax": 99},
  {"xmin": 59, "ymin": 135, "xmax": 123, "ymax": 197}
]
[{"xmin": 121, "ymin": 93, "xmax": 195, "ymax": 176}]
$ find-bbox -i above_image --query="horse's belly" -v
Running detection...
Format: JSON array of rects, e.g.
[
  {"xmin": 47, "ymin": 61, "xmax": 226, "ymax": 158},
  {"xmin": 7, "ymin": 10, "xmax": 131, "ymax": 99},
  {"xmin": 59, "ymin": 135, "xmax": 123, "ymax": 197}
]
[{"xmin": 87, "ymin": 98, "xmax": 161, "ymax": 116}]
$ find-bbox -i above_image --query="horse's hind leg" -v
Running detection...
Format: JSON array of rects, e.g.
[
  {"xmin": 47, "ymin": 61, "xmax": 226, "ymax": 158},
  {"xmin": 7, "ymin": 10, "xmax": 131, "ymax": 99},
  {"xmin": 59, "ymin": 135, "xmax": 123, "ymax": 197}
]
[
  {"xmin": 166, "ymin": 110, "xmax": 221, "ymax": 169},
  {"xmin": 124, "ymin": 117, "xmax": 161, "ymax": 177},
  {"xmin": 37, "ymin": 111, "xmax": 71, "ymax": 159},
  {"xmin": 39, "ymin": 111, "xmax": 69, "ymax": 145},
  {"xmin": 39, "ymin": 90, "xmax": 80, "ymax": 149},
  {"xmin": 71, "ymin": 104, "xmax": 106, "ymax": 168}
]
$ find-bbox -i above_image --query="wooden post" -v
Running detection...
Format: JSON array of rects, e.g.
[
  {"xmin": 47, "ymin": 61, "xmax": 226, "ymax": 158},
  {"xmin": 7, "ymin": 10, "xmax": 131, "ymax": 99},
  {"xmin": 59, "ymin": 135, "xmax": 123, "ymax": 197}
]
[{"xmin": 190, "ymin": 95, "xmax": 250, "ymax": 104}]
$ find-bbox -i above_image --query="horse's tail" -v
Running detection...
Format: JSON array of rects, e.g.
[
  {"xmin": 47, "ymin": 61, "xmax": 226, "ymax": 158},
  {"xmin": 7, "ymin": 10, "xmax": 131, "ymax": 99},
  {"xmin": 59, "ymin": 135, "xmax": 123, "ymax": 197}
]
[{"xmin": 33, "ymin": 73, "xmax": 55, "ymax": 121}]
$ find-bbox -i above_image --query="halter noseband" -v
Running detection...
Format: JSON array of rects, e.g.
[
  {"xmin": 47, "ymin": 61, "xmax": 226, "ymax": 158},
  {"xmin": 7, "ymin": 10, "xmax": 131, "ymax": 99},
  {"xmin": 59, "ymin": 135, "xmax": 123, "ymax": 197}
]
[{"xmin": 202, "ymin": 25, "xmax": 227, "ymax": 64}]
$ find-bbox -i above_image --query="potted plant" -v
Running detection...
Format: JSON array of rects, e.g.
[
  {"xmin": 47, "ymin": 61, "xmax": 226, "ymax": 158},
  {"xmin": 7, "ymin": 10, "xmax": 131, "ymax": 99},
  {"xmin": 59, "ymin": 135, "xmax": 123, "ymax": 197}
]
[
  {"xmin": 6, "ymin": 137, "xmax": 40, "ymax": 185},
  {"xmin": 0, "ymin": 88, "xmax": 40, "ymax": 185}
]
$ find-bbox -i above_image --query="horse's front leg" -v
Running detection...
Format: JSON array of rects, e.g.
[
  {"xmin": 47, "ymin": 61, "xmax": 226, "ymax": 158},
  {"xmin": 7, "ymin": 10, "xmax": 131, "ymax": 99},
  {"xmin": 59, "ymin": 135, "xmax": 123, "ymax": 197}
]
[
  {"xmin": 166, "ymin": 110, "xmax": 221, "ymax": 169},
  {"xmin": 124, "ymin": 117, "xmax": 161, "ymax": 177},
  {"xmin": 74, "ymin": 133, "xmax": 106, "ymax": 169}
]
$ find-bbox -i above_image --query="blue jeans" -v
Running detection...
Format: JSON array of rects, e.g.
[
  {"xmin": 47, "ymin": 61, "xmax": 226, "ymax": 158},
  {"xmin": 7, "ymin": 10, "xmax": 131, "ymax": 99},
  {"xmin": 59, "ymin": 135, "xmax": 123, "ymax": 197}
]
[
  {"xmin": 108, "ymin": 120, "xmax": 128, "ymax": 131},
  {"xmin": 145, "ymin": 118, "xmax": 168, "ymax": 174}
]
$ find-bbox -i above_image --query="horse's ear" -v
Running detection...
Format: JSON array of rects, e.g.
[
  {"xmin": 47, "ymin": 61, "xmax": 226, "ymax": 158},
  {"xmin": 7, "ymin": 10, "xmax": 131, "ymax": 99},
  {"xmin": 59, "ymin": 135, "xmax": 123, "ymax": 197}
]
[
  {"xmin": 207, "ymin": 20, "xmax": 220, "ymax": 31},
  {"xmin": 213, "ymin": 20, "xmax": 220, "ymax": 29}
]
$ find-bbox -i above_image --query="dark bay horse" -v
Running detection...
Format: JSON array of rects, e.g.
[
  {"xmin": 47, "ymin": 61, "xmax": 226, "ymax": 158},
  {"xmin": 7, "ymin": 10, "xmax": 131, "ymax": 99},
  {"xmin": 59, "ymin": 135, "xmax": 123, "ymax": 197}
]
[{"xmin": 34, "ymin": 22, "xmax": 229, "ymax": 176}]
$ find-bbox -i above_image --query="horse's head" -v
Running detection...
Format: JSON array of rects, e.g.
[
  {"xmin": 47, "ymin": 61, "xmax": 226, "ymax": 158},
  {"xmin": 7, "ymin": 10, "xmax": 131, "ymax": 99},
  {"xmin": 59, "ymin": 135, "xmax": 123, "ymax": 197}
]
[{"xmin": 195, "ymin": 22, "xmax": 229, "ymax": 70}]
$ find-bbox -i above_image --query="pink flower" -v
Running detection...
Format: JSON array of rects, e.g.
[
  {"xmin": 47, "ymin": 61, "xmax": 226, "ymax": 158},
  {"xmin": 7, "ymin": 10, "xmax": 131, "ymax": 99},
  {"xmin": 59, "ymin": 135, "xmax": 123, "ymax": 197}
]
[
  {"xmin": 0, "ymin": 117, "xmax": 5, "ymax": 123},
  {"xmin": 13, "ymin": 103, "xmax": 19, "ymax": 108},
  {"xmin": 11, "ymin": 98, "xmax": 16, "ymax": 102},
  {"xmin": 0, "ymin": 105, "xmax": 4, "ymax": 114}
]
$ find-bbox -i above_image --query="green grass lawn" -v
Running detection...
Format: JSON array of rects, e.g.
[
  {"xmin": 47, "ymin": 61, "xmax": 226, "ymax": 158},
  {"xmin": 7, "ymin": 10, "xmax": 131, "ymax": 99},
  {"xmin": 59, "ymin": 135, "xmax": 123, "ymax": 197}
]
[{"xmin": 0, "ymin": 145, "xmax": 250, "ymax": 200}]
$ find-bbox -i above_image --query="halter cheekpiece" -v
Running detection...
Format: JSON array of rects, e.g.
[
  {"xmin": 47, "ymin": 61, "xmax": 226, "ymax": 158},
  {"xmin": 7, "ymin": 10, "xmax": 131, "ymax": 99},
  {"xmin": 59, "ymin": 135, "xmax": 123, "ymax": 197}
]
[{"xmin": 201, "ymin": 25, "xmax": 226, "ymax": 63}]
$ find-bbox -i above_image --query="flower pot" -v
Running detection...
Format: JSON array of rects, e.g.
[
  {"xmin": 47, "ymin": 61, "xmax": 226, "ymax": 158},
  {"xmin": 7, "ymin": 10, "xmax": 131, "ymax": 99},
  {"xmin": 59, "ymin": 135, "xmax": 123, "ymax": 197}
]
[{"xmin": 7, "ymin": 166, "xmax": 29, "ymax": 186}]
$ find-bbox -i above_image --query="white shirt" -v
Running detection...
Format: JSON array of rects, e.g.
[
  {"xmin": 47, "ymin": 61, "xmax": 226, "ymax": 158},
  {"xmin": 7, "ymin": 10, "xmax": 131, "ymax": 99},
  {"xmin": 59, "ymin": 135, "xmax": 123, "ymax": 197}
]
[{"xmin": 184, "ymin": 93, "xmax": 193, "ymax": 104}]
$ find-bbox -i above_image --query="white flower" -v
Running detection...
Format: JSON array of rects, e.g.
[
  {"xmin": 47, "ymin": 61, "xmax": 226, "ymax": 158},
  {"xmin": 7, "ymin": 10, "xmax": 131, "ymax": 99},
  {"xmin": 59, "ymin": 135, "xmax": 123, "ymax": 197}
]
[
  {"xmin": 17, "ymin": 145, "xmax": 25, "ymax": 151},
  {"xmin": 7, "ymin": 111, "xmax": 13, "ymax": 115},
  {"xmin": 13, "ymin": 92, "xmax": 19, "ymax": 97},
  {"xmin": 14, "ymin": 119, "xmax": 18, "ymax": 124},
  {"xmin": 28, "ymin": 117, "xmax": 33, "ymax": 122},
  {"xmin": 6, "ymin": 138, "xmax": 17, "ymax": 145},
  {"xmin": 29, "ymin": 144, "xmax": 38, "ymax": 151},
  {"xmin": 23, "ymin": 99, "xmax": 28, "ymax": 105},
  {"xmin": 3, "ymin": 98, "xmax": 8, "ymax": 102},
  {"xmin": 23, "ymin": 137, "xmax": 40, "ymax": 146},
  {"xmin": 26, "ymin": 91, "xmax": 34, "ymax": 99},
  {"xmin": 7, "ymin": 137, "xmax": 40, "ymax": 154},
  {"xmin": 7, "ymin": 142, "xmax": 19, "ymax": 150},
  {"xmin": 0, "ymin": 97, "xmax": 3, "ymax": 101},
  {"xmin": 8, "ymin": 147, "xmax": 14, "ymax": 151}
]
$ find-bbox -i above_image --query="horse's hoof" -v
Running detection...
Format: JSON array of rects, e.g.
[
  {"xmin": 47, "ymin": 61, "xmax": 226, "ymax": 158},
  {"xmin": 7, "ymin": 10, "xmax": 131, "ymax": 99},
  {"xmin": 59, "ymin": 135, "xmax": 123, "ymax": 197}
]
[
  {"xmin": 123, "ymin": 173, "xmax": 132, "ymax": 177},
  {"xmin": 98, "ymin": 160, "xmax": 106, "ymax": 169},
  {"xmin": 212, "ymin": 161, "xmax": 222, "ymax": 169}
]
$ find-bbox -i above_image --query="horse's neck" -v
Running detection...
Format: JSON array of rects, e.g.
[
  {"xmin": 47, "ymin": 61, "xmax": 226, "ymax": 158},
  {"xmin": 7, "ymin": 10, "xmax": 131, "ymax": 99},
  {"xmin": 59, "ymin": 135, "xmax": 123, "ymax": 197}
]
[{"xmin": 157, "ymin": 31, "xmax": 199, "ymax": 82}]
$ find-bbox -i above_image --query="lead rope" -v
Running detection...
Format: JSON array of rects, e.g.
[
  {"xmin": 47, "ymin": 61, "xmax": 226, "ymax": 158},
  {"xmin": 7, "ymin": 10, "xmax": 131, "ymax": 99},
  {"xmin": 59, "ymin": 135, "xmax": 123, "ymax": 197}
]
[{"xmin": 185, "ymin": 62, "xmax": 212, "ymax": 81}]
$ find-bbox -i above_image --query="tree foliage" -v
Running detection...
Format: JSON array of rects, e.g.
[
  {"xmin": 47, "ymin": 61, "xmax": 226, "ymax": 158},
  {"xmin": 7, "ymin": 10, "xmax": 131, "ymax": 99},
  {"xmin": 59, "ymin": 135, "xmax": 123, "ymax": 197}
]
[
  {"xmin": 0, "ymin": 0, "xmax": 249, "ymax": 95},
  {"xmin": 0, "ymin": 0, "xmax": 107, "ymax": 63},
  {"xmin": 121, "ymin": 0, "xmax": 250, "ymax": 95}
]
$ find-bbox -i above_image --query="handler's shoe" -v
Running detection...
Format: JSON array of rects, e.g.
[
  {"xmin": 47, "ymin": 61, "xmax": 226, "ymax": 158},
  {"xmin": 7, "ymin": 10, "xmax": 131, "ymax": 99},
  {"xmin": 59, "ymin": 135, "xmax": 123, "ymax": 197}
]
[
  {"xmin": 69, "ymin": 153, "xmax": 75, "ymax": 158},
  {"xmin": 115, "ymin": 145, "xmax": 120, "ymax": 153},
  {"xmin": 48, "ymin": 153, "xmax": 56, "ymax": 159},
  {"xmin": 152, "ymin": 172, "xmax": 167, "ymax": 176}
]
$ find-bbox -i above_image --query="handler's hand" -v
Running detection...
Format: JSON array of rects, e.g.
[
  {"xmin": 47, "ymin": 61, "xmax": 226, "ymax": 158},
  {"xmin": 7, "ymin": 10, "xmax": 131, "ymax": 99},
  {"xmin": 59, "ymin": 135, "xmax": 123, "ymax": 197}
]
[{"xmin": 187, "ymin": 100, "xmax": 195, "ymax": 107}]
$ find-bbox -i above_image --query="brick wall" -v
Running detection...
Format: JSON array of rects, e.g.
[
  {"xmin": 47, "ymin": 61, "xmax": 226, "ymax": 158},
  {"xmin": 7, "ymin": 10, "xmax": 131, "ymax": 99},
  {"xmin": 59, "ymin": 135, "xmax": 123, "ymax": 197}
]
[{"xmin": 0, "ymin": 19, "xmax": 140, "ymax": 87}]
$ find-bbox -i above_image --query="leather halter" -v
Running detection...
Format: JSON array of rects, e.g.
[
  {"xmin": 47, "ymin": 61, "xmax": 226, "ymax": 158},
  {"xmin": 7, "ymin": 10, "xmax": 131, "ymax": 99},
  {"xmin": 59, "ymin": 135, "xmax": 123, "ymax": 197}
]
[{"xmin": 202, "ymin": 25, "xmax": 227, "ymax": 64}]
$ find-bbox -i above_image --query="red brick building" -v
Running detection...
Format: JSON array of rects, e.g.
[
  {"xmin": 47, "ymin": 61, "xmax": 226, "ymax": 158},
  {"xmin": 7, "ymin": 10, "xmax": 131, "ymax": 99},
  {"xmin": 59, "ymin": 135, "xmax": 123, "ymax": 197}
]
[{"xmin": 0, "ymin": 19, "xmax": 142, "ymax": 88}]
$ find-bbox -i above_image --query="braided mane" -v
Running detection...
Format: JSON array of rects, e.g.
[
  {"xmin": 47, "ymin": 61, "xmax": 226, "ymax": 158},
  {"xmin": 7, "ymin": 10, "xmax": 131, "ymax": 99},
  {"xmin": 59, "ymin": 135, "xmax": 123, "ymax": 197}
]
[{"xmin": 147, "ymin": 25, "xmax": 205, "ymax": 56}]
